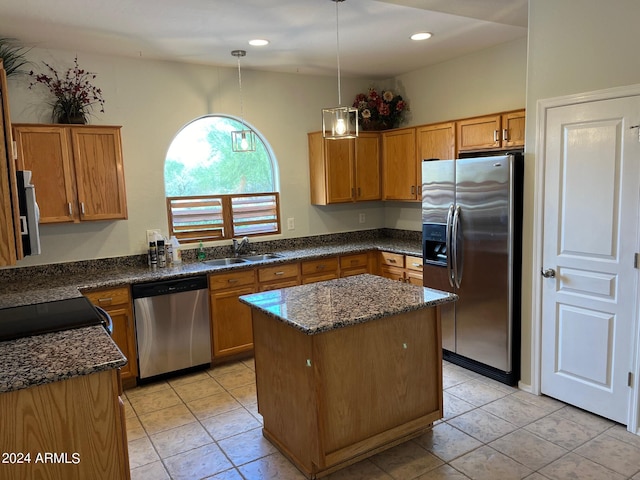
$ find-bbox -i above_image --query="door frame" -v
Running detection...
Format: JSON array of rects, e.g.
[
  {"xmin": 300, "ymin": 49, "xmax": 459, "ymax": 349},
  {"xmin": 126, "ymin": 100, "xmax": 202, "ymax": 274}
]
[{"xmin": 531, "ymin": 83, "xmax": 640, "ymax": 435}]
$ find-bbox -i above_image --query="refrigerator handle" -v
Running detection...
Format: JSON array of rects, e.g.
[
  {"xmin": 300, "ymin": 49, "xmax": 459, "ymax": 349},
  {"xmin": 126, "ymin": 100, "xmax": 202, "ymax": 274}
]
[
  {"xmin": 446, "ymin": 204, "xmax": 455, "ymax": 288},
  {"xmin": 452, "ymin": 205, "xmax": 463, "ymax": 289}
]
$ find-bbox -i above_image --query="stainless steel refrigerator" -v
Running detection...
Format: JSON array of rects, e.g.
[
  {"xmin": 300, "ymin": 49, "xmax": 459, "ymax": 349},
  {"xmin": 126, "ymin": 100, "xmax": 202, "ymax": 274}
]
[{"xmin": 422, "ymin": 153, "xmax": 523, "ymax": 385}]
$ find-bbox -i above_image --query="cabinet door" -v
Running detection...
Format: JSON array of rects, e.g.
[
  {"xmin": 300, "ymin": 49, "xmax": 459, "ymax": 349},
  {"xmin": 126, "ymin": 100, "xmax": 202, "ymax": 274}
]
[
  {"xmin": 501, "ymin": 110, "xmax": 525, "ymax": 148},
  {"xmin": 417, "ymin": 122, "xmax": 456, "ymax": 162},
  {"xmin": 108, "ymin": 305, "xmax": 138, "ymax": 382},
  {"xmin": 325, "ymin": 138, "xmax": 354, "ymax": 203},
  {"xmin": 211, "ymin": 285, "xmax": 256, "ymax": 358},
  {"xmin": 456, "ymin": 115, "xmax": 501, "ymax": 152},
  {"xmin": 0, "ymin": 64, "xmax": 21, "ymax": 265},
  {"xmin": 354, "ymin": 133, "xmax": 381, "ymax": 201},
  {"xmin": 71, "ymin": 126, "xmax": 127, "ymax": 221},
  {"xmin": 382, "ymin": 128, "xmax": 417, "ymax": 200},
  {"xmin": 13, "ymin": 125, "xmax": 77, "ymax": 223}
]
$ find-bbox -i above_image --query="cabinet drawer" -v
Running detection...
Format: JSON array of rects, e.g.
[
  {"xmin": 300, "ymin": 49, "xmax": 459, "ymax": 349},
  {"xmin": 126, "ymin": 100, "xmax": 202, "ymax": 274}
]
[
  {"xmin": 379, "ymin": 265, "xmax": 405, "ymax": 282},
  {"xmin": 339, "ymin": 253, "xmax": 369, "ymax": 270},
  {"xmin": 209, "ymin": 270, "xmax": 255, "ymax": 290},
  {"xmin": 405, "ymin": 255, "xmax": 423, "ymax": 272},
  {"xmin": 301, "ymin": 257, "xmax": 339, "ymax": 276},
  {"xmin": 83, "ymin": 286, "xmax": 130, "ymax": 307},
  {"xmin": 341, "ymin": 266, "xmax": 369, "ymax": 277},
  {"xmin": 259, "ymin": 279, "xmax": 299, "ymax": 292},
  {"xmin": 258, "ymin": 263, "xmax": 299, "ymax": 283},
  {"xmin": 379, "ymin": 252, "xmax": 404, "ymax": 268}
]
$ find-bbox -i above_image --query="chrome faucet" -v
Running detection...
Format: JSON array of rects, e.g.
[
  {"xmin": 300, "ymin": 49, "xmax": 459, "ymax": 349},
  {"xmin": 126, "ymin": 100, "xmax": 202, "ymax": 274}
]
[{"xmin": 232, "ymin": 236, "xmax": 250, "ymax": 257}]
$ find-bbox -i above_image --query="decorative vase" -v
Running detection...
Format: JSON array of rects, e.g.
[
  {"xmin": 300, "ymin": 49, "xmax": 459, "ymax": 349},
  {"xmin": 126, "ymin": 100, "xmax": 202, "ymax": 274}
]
[
  {"xmin": 361, "ymin": 120, "xmax": 390, "ymax": 131},
  {"xmin": 53, "ymin": 99, "xmax": 87, "ymax": 124},
  {"xmin": 57, "ymin": 113, "xmax": 87, "ymax": 124}
]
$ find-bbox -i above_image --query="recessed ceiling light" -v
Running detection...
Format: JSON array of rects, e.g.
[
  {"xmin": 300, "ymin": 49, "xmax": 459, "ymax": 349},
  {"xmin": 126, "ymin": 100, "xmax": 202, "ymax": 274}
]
[
  {"xmin": 410, "ymin": 32, "xmax": 433, "ymax": 41},
  {"xmin": 249, "ymin": 39, "xmax": 269, "ymax": 47}
]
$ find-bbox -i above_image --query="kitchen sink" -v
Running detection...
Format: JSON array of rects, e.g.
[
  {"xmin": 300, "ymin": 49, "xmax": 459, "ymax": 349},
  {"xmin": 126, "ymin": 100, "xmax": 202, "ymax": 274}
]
[
  {"xmin": 242, "ymin": 253, "xmax": 283, "ymax": 262},
  {"xmin": 203, "ymin": 257, "xmax": 248, "ymax": 266}
]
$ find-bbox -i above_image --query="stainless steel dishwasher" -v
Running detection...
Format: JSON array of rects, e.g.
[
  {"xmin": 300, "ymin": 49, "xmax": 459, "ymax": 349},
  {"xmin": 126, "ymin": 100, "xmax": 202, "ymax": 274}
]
[{"xmin": 132, "ymin": 275, "xmax": 210, "ymax": 380}]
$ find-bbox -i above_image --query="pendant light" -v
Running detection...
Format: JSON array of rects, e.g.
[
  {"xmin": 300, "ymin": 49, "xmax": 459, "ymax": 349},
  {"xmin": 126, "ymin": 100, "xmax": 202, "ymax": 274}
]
[
  {"xmin": 322, "ymin": 0, "xmax": 358, "ymax": 139},
  {"xmin": 231, "ymin": 49, "xmax": 256, "ymax": 152}
]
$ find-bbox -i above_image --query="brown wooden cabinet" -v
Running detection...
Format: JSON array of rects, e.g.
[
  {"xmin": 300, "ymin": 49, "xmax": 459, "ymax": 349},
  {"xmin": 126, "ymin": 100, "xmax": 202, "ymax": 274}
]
[
  {"xmin": 83, "ymin": 286, "xmax": 138, "ymax": 389},
  {"xmin": 209, "ymin": 269, "xmax": 257, "ymax": 360},
  {"xmin": 378, "ymin": 251, "xmax": 423, "ymax": 285},
  {"xmin": 417, "ymin": 122, "xmax": 456, "ymax": 162},
  {"xmin": 258, "ymin": 262, "xmax": 300, "ymax": 291},
  {"xmin": 301, "ymin": 257, "xmax": 339, "ymax": 284},
  {"xmin": 308, "ymin": 131, "xmax": 381, "ymax": 204},
  {"xmin": 456, "ymin": 109, "xmax": 525, "ymax": 152},
  {"xmin": 13, "ymin": 124, "xmax": 127, "ymax": 223},
  {"xmin": 0, "ymin": 61, "xmax": 23, "ymax": 266},
  {"xmin": 339, "ymin": 252, "xmax": 372, "ymax": 277},
  {"xmin": 0, "ymin": 369, "xmax": 131, "ymax": 480},
  {"xmin": 382, "ymin": 127, "xmax": 417, "ymax": 201}
]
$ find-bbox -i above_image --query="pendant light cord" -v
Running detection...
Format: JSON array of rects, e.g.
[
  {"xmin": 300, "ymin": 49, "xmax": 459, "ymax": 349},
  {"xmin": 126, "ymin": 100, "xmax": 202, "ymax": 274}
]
[
  {"xmin": 335, "ymin": 0, "xmax": 342, "ymax": 105},
  {"xmin": 232, "ymin": 50, "xmax": 247, "ymax": 129}
]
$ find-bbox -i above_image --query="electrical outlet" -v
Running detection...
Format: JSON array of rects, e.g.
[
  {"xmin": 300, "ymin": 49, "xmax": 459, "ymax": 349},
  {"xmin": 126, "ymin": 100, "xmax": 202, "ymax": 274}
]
[
  {"xmin": 287, "ymin": 217, "xmax": 295, "ymax": 230},
  {"xmin": 359, "ymin": 213, "xmax": 366, "ymax": 224}
]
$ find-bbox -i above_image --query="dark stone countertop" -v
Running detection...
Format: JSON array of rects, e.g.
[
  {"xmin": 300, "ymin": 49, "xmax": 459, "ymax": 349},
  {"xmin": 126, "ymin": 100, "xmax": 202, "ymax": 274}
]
[
  {"xmin": 239, "ymin": 274, "xmax": 456, "ymax": 335},
  {"xmin": 0, "ymin": 231, "xmax": 422, "ymax": 393}
]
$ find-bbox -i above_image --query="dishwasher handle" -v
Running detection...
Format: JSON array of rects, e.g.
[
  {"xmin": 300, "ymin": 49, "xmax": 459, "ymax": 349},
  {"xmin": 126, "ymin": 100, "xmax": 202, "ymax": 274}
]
[{"xmin": 131, "ymin": 275, "xmax": 208, "ymax": 298}]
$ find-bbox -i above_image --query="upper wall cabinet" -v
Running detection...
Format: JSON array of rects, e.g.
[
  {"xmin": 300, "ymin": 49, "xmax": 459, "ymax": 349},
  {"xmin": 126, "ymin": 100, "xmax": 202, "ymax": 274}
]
[
  {"xmin": 382, "ymin": 127, "xmax": 417, "ymax": 201},
  {"xmin": 456, "ymin": 110, "xmax": 525, "ymax": 152},
  {"xmin": 308, "ymin": 131, "xmax": 381, "ymax": 205},
  {"xmin": 13, "ymin": 124, "xmax": 128, "ymax": 223},
  {"xmin": 0, "ymin": 61, "xmax": 22, "ymax": 266}
]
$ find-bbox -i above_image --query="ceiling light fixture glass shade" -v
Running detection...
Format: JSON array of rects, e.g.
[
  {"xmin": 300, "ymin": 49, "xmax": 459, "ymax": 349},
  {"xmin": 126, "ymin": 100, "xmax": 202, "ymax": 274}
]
[
  {"xmin": 322, "ymin": 0, "xmax": 358, "ymax": 140},
  {"xmin": 231, "ymin": 49, "xmax": 256, "ymax": 152}
]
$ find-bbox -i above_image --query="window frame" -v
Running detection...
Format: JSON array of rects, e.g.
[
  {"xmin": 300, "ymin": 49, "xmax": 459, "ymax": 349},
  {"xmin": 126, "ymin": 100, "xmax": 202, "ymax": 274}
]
[
  {"xmin": 164, "ymin": 114, "xmax": 281, "ymax": 243},
  {"xmin": 166, "ymin": 192, "xmax": 281, "ymax": 244}
]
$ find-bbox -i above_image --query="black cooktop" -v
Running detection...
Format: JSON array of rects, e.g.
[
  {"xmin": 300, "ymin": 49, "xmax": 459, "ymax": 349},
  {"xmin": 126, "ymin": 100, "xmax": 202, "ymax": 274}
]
[{"xmin": 0, "ymin": 297, "xmax": 106, "ymax": 342}]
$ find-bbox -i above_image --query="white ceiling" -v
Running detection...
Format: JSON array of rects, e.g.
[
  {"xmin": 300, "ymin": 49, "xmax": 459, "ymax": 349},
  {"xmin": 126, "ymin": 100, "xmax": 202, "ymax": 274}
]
[{"xmin": 0, "ymin": 0, "xmax": 528, "ymax": 78}]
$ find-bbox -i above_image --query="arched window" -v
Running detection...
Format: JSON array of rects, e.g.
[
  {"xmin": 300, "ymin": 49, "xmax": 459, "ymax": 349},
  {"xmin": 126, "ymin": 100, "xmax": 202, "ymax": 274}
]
[{"xmin": 165, "ymin": 115, "xmax": 280, "ymax": 243}]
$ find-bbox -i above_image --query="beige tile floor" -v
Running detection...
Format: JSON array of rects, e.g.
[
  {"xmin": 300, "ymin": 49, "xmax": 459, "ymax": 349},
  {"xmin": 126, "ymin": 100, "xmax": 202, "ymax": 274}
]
[{"xmin": 125, "ymin": 359, "xmax": 640, "ymax": 480}]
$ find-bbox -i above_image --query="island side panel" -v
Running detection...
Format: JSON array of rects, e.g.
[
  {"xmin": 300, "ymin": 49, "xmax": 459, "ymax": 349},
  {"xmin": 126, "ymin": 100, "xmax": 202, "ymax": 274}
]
[
  {"xmin": 251, "ymin": 309, "xmax": 320, "ymax": 474},
  {"xmin": 314, "ymin": 307, "xmax": 442, "ymax": 466}
]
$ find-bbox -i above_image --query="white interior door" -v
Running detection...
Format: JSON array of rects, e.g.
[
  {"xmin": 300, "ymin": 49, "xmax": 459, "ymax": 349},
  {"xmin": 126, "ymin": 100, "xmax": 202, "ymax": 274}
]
[{"xmin": 540, "ymin": 95, "xmax": 640, "ymax": 424}]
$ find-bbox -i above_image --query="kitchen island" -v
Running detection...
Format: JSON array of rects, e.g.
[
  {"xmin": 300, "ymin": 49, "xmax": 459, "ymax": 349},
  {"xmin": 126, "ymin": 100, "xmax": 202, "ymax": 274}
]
[{"xmin": 239, "ymin": 274, "xmax": 456, "ymax": 479}]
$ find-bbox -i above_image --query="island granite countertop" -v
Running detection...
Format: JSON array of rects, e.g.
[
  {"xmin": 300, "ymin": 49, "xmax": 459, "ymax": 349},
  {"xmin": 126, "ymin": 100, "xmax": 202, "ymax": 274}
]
[{"xmin": 239, "ymin": 273, "xmax": 457, "ymax": 335}]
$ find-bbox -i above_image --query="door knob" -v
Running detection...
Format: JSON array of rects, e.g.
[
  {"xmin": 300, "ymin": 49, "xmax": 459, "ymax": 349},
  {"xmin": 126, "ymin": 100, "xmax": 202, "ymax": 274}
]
[{"xmin": 541, "ymin": 268, "xmax": 556, "ymax": 278}]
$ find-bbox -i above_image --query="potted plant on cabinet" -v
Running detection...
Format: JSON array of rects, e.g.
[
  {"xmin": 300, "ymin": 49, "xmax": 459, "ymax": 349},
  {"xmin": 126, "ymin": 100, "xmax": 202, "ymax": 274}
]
[{"xmin": 29, "ymin": 56, "xmax": 105, "ymax": 124}]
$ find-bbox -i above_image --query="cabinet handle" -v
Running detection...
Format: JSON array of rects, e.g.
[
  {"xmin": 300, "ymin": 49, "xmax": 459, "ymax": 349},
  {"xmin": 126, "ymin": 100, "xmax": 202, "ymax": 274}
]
[
  {"xmin": 351, "ymin": 187, "xmax": 355, "ymax": 198},
  {"xmin": 503, "ymin": 128, "xmax": 509, "ymax": 141},
  {"xmin": 68, "ymin": 203, "xmax": 73, "ymax": 216},
  {"xmin": 227, "ymin": 279, "xmax": 238, "ymax": 284},
  {"xmin": 98, "ymin": 297, "xmax": 113, "ymax": 305},
  {"xmin": 412, "ymin": 262, "xmax": 421, "ymax": 268},
  {"xmin": 388, "ymin": 258, "xmax": 397, "ymax": 264},
  {"xmin": 274, "ymin": 271, "xmax": 284, "ymax": 276},
  {"xmin": 411, "ymin": 185, "xmax": 416, "ymax": 195},
  {"xmin": 493, "ymin": 130, "xmax": 499, "ymax": 142},
  {"xmin": 80, "ymin": 202, "xmax": 86, "ymax": 215},
  {"xmin": 316, "ymin": 264, "xmax": 326, "ymax": 270}
]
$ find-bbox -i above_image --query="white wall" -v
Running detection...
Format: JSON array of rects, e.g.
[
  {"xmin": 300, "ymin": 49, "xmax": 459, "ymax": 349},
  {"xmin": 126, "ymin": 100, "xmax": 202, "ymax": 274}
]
[{"xmin": 519, "ymin": 0, "xmax": 640, "ymax": 387}]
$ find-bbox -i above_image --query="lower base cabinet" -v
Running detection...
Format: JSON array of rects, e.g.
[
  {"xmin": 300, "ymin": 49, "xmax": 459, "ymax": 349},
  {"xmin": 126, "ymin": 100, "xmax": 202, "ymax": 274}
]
[
  {"xmin": 0, "ymin": 369, "xmax": 130, "ymax": 480},
  {"xmin": 209, "ymin": 270, "xmax": 257, "ymax": 360}
]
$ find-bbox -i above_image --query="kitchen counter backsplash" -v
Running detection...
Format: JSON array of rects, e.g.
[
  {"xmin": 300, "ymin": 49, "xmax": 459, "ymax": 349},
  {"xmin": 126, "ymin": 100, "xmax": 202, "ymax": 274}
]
[{"xmin": 0, "ymin": 229, "xmax": 421, "ymax": 308}]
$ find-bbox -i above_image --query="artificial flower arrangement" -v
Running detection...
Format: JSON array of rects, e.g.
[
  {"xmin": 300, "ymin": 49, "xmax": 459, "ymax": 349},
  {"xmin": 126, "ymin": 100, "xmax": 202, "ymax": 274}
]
[
  {"xmin": 29, "ymin": 56, "xmax": 105, "ymax": 124},
  {"xmin": 352, "ymin": 87, "xmax": 408, "ymax": 130}
]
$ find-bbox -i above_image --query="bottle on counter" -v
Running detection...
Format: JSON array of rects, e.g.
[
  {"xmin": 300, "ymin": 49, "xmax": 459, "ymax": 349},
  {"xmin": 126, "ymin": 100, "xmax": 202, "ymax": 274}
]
[
  {"xmin": 197, "ymin": 241, "xmax": 206, "ymax": 261},
  {"xmin": 165, "ymin": 237, "xmax": 173, "ymax": 267},
  {"xmin": 148, "ymin": 241, "xmax": 158, "ymax": 269},
  {"xmin": 157, "ymin": 239, "xmax": 166, "ymax": 267},
  {"xmin": 170, "ymin": 236, "xmax": 182, "ymax": 264}
]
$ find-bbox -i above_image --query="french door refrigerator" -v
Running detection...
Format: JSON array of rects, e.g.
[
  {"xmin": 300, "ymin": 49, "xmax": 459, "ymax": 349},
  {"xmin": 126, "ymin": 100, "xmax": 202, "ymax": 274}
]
[{"xmin": 422, "ymin": 154, "xmax": 523, "ymax": 385}]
